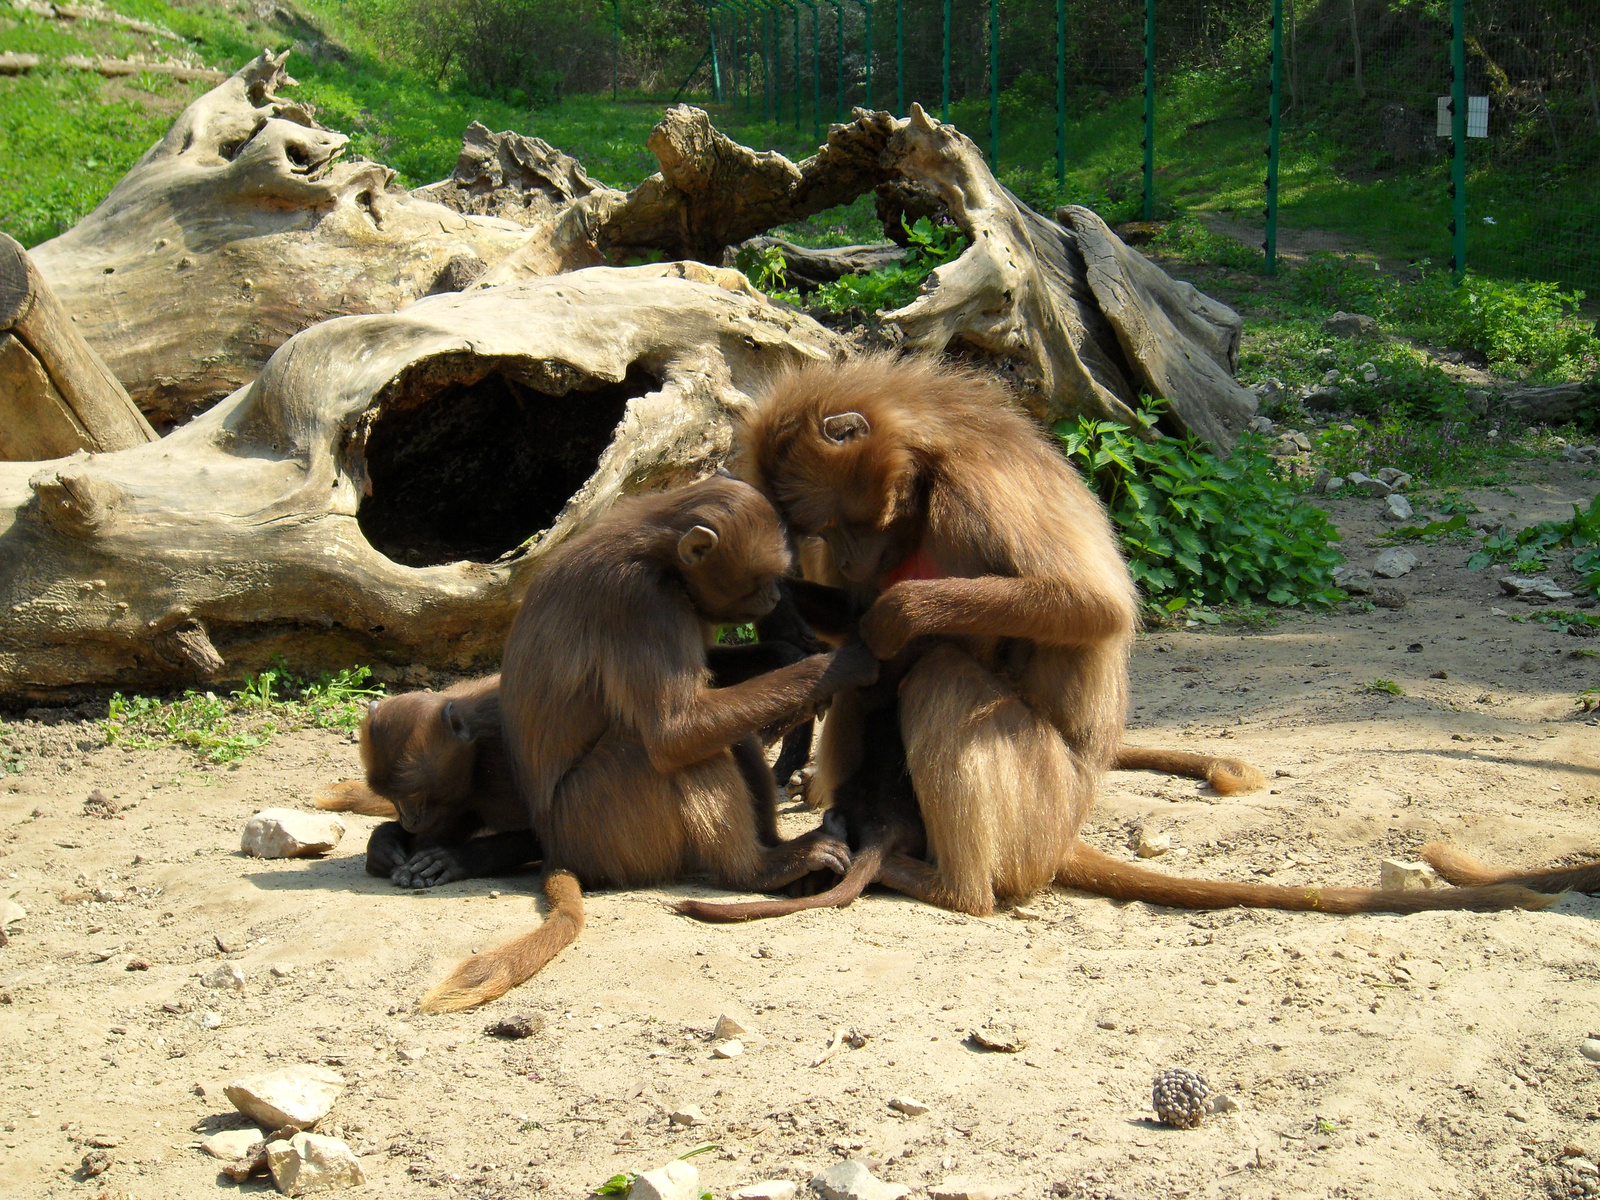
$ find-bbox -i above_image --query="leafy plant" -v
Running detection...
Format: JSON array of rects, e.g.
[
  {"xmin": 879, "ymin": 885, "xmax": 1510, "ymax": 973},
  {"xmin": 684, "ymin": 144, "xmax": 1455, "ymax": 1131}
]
[
  {"xmin": 809, "ymin": 217, "xmax": 966, "ymax": 314},
  {"xmin": 1151, "ymin": 218, "xmax": 1263, "ymax": 272},
  {"xmin": 1465, "ymin": 495, "xmax": 1600, "ymax": 599},
  {"xmin": 1365, "ymin": 679, "xmax": 1404, "ymax": 696},
  {"xmin": 1056, "ymin": 403, "xmax": 1345, "ymax": 610}
]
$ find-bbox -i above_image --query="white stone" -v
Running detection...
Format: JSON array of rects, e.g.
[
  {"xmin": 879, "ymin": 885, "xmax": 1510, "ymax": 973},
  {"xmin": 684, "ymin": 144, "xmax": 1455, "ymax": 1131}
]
[
  {"xmin": 1136, "ymin": 831, "xmax": 1171, "ymax": 858},
  {"xmin": 265, "ymin": 1132, "xmax": 364, "ymax": 1195},
  {"xmin": 1382, "ymin": 494, "xmax": 1414, "ymax": 522},
  {"xmin": 811, "ymin": 1159, "xmax": 910, "ymax": 1200},
  {"xmin": 225, "ymin": 1065, "xmax": 346, "ymax": 1129},
  {"xmin": 1332, "ymin": 566, "xmax": 1374, "ymax": 594},
  {"xmin": 1379, "ymin": 859, "xmax": 1439, "ymax": 892},
  {"xmin": 732, "ymin": 1182, "xmax": 798, "ymax": 1200},
  {"xmin": 929, "ymin": 1178, "xmax": 1023, "ymax": 1200},
  {"xmin": 888, "ymin": 1096, "xmax": 930, "ymax": 1116},
  {"xmin": 1207, "ymin": 1094, "xmax": 1242, "ymax": 1114},
  {"xmin": 712, "ymin": 1014, "xmax": 750, "ymax": 1040},
  {"xmin": 241, "ymin": 809, "xmax": 344, "ymax": 859},
  {"xmin": 1499, "ymin": 575, "xmax": 1576, "ymax": 602},
  {"xmin": 668, "ymin": 1106, "xmax": 706, "ymax": 1127},
  {"xmin": 1359, "ymin": 477, "xmax": 1394, "ymax": 497},
  {"xmin": 1580, "ymin": 1038, "xmax": 1600, "ymax": 1062},
  {"xmin": 202, "ymin": 1128, "xmax": 262, "ymax": 1160},
  {"xmin": 1324, "ymin": 476, "xmax": 1345, "ymax": 493},
  {"xmin": 199, "ymin": 1010, "xmax": 223, "ymax": 1030},
  {"xmin": 204, "ymin": 962, "xmax": 246, "ymax": 991},
  {"xmin": 0, "ymin": 899, "xmax": 24, "ymax": 926},
  {"xmin": 1372, "ymin": 548, "xmax": 1417, "ymax": 579},
  {"xmin": 270, "ymin": 963, "xmax": 294, "ymax": 978},
  {"xmin": 713, "ymin": 1040, "xmax": 744, "ymax": 1058},
  {"xmin": 397, "ymin": 1046, "xmax": 426, "ymax": 1063},
  {"xmin": 628, "ymin": 1160, "xmax": 700, "ymax": 1200}
]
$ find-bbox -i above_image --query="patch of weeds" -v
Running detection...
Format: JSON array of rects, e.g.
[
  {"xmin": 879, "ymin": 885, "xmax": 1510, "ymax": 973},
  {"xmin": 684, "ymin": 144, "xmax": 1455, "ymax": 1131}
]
[
  {"xmin": 1314, "ymin": 417, "xmax": 1536, "ymax": 489},
  {"xmin": 104, "ymin": 663, "xmax": 383, "ymax": 762},
  {"xmin": 1429, "ymin": 491, "xmax": 1481, "ymax": 515},
  {"xmin": 1578, "ymin": 688, "xmax": 1600, "ymax": 714},
  {"xmin": 1365, "ymin": 679, "xmax": 1405, "ymax": 696},
  {"xmin": 1313, "ymin": 1116, "xmax": 1341, "ymax": 1136},
  {"xmin": 1466, "ymin": 495, "xmax": 1600, "ymax": 599},
  {"xmin": 594, "ymin": 1144, "xmax": 718, "ymax": 1198},
  {"xmin": 1057, "ymin": 401, "xmax": 1345, "ymax": 610},
  {"xmin": 742, "ymin": 217, "xmax": 967, "ymax": 315},
  {"xmin": 1526, "ymin": 610, "xmax": 1600, "ymax": 637},
  {"xmin": 1150, "ymin": 218, "xmax": 1263, "ymax": 273},
  {"xmin": 1381, "ymin": 514, "xmax": 1476, "ymax": 545}
]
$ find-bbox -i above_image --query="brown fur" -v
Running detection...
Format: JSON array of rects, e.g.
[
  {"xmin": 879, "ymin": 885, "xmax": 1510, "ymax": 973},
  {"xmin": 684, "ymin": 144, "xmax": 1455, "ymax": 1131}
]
[
  {"xmin": 1113, "ymin": 746, "xmax": 1267, "ymax": 796},
  {"xmin": 736, "ymin": 354, "xmax": 1555, "ymax": 918},
  {"xmin": 1420, "ymin": 842, "xmax": 1600, "ymax": 894},
  {"xmin": 420, "ymin": 477, "xmax": 877, "ymax": 1013}
]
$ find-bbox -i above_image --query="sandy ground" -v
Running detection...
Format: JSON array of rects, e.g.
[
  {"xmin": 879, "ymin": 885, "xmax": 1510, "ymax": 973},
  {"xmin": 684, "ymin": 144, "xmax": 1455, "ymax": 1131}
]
[{"xmin": 2, "ymin": 466, "xmax": 1599, "ymax": 1200}]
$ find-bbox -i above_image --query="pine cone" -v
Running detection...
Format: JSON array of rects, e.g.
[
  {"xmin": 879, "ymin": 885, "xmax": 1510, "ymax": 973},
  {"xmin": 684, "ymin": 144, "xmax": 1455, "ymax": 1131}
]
[{"xmin": 1152, "ymin": 1066, "xmax": 1210, "ymax": 1129}]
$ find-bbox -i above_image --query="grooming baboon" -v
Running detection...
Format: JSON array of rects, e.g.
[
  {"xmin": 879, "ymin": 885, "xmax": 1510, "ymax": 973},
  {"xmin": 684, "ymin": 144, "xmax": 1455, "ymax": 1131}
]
[
  {"xmin": 734, "ymin": 354, "xmax": 1554, "ymax": 918},
  {"xmin": 418, "ymin": 476, "xmax": 879, "ymax": 1013}
]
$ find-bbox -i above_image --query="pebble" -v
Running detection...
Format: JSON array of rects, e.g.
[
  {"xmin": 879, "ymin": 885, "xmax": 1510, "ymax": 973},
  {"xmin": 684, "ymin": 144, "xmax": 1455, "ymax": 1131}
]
[
  {"xmin": 1372, "ymin": 586, "xmax": 1408, "ymax": 610},
  {"xmin": 397, "ymin": 1046, "xmax": 427, "ymax": 1063},
  {"xmin": 1379, "ymin": 859, "xmax": 1439, "ymax": 891},
  {"xmin": 0, "ymin": 899, "xmax": 24, "ymax": 927},
  {"xmin": 811, "ymin": 1159, "xmax": 911, "ymax": 1200},
  {"xmin": 1332, "ymin": 566, "xmax": 1374, "ymax": 595},
  {"xmin": 1375, "ymin": 466, "xmax": 1412, "ymax": 490},
  {"xmin": 967, "ymin": 1021, "xmax": 1026, "ymax": 1053},
  {"xmin": 930, "ymin": 1178, "xmax": 1023, "ymax": 1200},
  {"xmin": 1372, "ymin": 548, "xmax": 1417, "ymax": 579},
  {"xmin": 1207, "ymin": 1094, "xmax": 1242, "ymax": 1114},
  {"xmin": 629, "ymin": 1160, "xmax": 700, "ymax": 1200},
  {"xmin": 713, "ymin": 1040, "xmax": 745, "ymax": 1059},
  {"xmin": 1359, "ymin": 477, "xmax": 1395, "ymax": 497},
  {"xmin": 1136, "ymin": 831, "xmax": 1171, "ymax": 858},
  {"xmin": 486, "ymin": 1013, "xmax": 545, "ymax": 1039},
  {"xmin": 240, "ymin": 809, "xmax": 344, "ymax": 859},
  {"xmin": 1499, "ymin": 575, "xmax": 1576, "ymax": 602},
  {"xmin": 202, "ymin": 1129, "xmax": 262, "ymax": 1160},
  {"xmin": 204, "ymin": 962, "xmax": 246, "ymax": 991},
  {"xmin": 199, "ymin": 1010, "xmax": 223, "ymax": 1030},
  {"xmin": 1508, "ymin": 1107, "xmax": 1530, "ymax": 1123},
  {"xmin": 888, "ymin": 1097, "xmax": 930, "ymax": 1116},
  {"xmin": 713, "ymin": 1014, "xmax": 751, "ymax": 1040},
  {"xmin": 265, "ymin": 1132, "xmax": 364, "ymax": 1195},
  {"xmin": 1580, "ymin": 1039, "xmax": 1600, "ymax": 1062},
  {"xmin": 224, "ymin": 1065, "xmax": 346, "ymax": 1129},
  {"xmin": 270, "ymin": 964, "xmax": 294, "ymax": 979},
  {"xmin": 732, "ymin": 1182, "xmax": 798, "ymax": 1200},
  {"xmin": 1382, "ymin": 494, "xmax": 1414, "ymax": 522},
  {"xmin": 669, "ymin": 1106, "xmax": 707, "ymax": 1127}
]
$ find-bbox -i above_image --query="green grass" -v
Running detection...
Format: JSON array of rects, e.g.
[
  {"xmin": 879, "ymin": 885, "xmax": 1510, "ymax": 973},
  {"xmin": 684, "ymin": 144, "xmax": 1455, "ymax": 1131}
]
[{"xmin": 1364, "ymin": 679, "xmax": 1405, "ymax": 696}]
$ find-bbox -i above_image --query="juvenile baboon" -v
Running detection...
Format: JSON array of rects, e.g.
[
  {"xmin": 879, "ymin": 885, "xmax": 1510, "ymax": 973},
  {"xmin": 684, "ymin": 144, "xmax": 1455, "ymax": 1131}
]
[
  {"xmin": 735, "ymin": 354, "xmax": 1554, "ymax": 918},
  {"xmin": 418, "ymin": 476, "xmax": 879, "ymax": 1012}
]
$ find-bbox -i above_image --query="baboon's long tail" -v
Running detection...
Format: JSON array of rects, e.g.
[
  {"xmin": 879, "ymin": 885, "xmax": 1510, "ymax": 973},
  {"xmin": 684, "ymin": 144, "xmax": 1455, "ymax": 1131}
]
[
  {"xmin": 315, "ymin": 779, "xmax": 399, "ymax": 818},
  {"xmin": 419, "ymin": 870, "xmax": 584, "ymax": 1013},
  {"xmin": 1114, "ymin": 746, "xmax": 1267, "ymax": 796},
  {"xmin": 672, "ymin": 846, "xmax": 884, "ymax": 923},
  {"xmin": 1420, "ymin": 842, "xmax": 1600, "ymax": 895},
  {"xmin": 1057, "ymin": 843, "xmax": 1558, "ymax": 914}
]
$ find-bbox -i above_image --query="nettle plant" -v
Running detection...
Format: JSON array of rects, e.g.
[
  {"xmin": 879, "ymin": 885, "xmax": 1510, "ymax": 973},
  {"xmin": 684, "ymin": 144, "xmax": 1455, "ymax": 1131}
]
[{"xmin": 1057, "ymin": 404, "xmax": 1345, "ymax": 613}]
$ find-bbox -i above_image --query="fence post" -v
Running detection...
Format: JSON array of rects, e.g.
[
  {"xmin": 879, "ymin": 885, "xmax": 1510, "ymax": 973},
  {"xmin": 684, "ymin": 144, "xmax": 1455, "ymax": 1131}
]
[
  {"xmin": 1264, "ymin": 0, "xmax": 1281, "ymax": 273},
  {"xmin": 895, "ymin": 0, "xmax": 903, "ymax": 113},
  {"xmin": 1055, "ymin": 0, "xmax": 1065, "ymax": 185},
  {"xmin": 782, "ymin": 0, "xmax": 801, "ymax": 129},
  {"xmin": 612, "ymin": 0, "xmax": 620, "ymax": 100},
  {"xmin": 827, "ymin": 0, "xmax": 844, "ymax": 120},
  {"xmin": 709, "ymin": 1, "xmax": 723, "ymax": 102},
  {"xmin": 1450, "ymin": 0, "xmax": 1467, "ymax": 280},
  {"xmin": 1142, "ymin": 0, "xmax": 1155, "ymax": 220},
  {"xmin": 989, "ymin": 0, "xmax": 999, "ymax": 168},
  {"xmin": 854, "ymin": 0, "xmax": 872, "ymax": 110},
  {"xmin": 941, "ymin": 0, "xmax": 950, "ymax": 122}
]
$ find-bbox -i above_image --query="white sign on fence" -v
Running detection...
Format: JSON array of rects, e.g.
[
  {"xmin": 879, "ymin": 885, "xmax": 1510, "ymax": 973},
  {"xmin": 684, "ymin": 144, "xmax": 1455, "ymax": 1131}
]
[{"xmin": 1436, "ymin": 95, "xmax": 1489, "ymax": 138}]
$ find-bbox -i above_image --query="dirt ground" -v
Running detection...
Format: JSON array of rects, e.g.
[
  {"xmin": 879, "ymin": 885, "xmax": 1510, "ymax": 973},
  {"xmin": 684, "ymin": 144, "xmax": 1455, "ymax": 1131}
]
[{"xmin": 2, "ymin": 465, "xmax": 1598, "ymax": 1200}]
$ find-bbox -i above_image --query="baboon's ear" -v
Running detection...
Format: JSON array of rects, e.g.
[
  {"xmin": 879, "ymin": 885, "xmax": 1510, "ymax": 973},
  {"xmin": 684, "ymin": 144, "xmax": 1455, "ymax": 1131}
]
[
  {"xmin": 367, "ymin": 699, "xmax": 381, "ymax": 717},
  {"xmin": 441, "ymin": 700, "xmax": 474, "ymax": 743},
  {"xmin": 677, "ymin": 524, "xmax": 720, "ymax": 565},
  {"xmin": 822, "ymin": 411, "xmax": 870, "ymax": 443}
]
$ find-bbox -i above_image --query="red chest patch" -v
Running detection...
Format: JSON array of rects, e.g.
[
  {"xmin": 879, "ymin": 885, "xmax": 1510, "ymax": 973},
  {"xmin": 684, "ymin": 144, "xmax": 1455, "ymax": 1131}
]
[{"xmin": 882, "ymin": 547, "xmax": 946, "ymax": 588}]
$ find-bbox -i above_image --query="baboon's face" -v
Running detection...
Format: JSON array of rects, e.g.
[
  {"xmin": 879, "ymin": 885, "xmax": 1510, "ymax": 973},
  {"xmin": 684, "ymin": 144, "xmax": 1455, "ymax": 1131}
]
[{"xmin": 359, "ymin": 694, "xmax": 480, "ymax": 839}]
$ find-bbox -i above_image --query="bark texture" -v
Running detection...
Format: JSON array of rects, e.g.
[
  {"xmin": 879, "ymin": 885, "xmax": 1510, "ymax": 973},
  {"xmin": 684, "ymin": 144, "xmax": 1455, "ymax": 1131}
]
[{"xmin": 0, "ymin": 269, "xmax": 839, "ymax": 697}]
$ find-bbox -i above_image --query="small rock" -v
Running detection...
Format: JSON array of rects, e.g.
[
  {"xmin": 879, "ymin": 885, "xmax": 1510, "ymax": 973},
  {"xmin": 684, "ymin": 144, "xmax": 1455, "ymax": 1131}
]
[
  {"xmin": 1499, "ymin": 575, "xmax": 1575, "ymax": 602},
  {"xmin": 811, "ymin": 1159, "xmax": 910, "ymax": 1200},
  {"xmin": 199, "ymin": 1010, "xmax": 223, "ymax": 1030},
  {"xmin": 396, "ymin": 1046, "xmax": 426, "ymax": 1063},
  {"xmin": 240, "ymin": 809, "xmax": 344, "ymax": 859},
  {"xmin": 1206, "ymin": 1094, "xmax": 1242, "ymax": 1114},
  {"xmin": 629, "ymin": 1160, "xmax": 700, "ymax": 1200},
  {"xmin": 1332, "ymin": 566, "xmax": 1374, "ymax": 595},
  {"xmin": 486, "ymin": 1013, "xmax": 544, "ymax": 1039},
  {"xmin": 713, "ymin": 1040, "xmax": 744, "ymax": 1059},
  {"xmin": 1380, "ymin": 859, "xmax": 1438, "ymax": 891},
  {"xmin": 1360, "ymin": 363, "xmax": 1379, "ymax": 384},
  {"xmin": 1375, "ymin": 467, "xmax": 1412, "ymax": 490},
  {"xmin": 1570, "ymin": 1158, "xmax": 1599, "ymax": 1178},
  {"xmin": 1136, "ymin": 831, "xmax": 1171, "ymax": 858},
  {"xmin": 1321, "ymin": 311, "xmax": 1379, "ymax": 339},
  {"xmin": 930, "ymin": 1178, "xmax": 1022, "ymax": 1200},
  {"xmin": 1372, "ymin": 548, "xmax": 1418, "ymax": 579},
  {"xmin": 80, "ymin": 1149, "xmax": 112, "ymax": 1178},
  {"xmin": 224, "ymin": 1065, "xmax": 345, "ymax": 1129},
  {"xmin": 668, "ymin": 1106, "xmax": 707, "ymax": 1128},
  {"xmin": 125, "ymin": 958, "xmax": 149, "ymax": 971},
  {"xmin": 270, "ymin": 964, "xmax": 294, "ymax": 979},
  {"xmin": 1324, "ymin": 475, "xmax": 1345, "ymax": 494},
  {"xmin": 888, "ymin": 1096, "xmax": 930, "ymax": 1116},
  {"xmin": 1248, "ymin": 415, "xmax": 1275, "ymax": 434},
  {"xmin": 0, "ymin": 899, "xmax": 24, "ymax": 926},
  {"xmin": 968, "ymin": 1021, "xmax": 1026, "ymax": 1053},
  {"xmin": 732, "ymin": 1182, "xmax": 798, "ymax": 1200},
  {"xmin": 713, "ymin": 1013, "xmax": 760, "ymax": 1042},
  {"xmin": 202, "ymin": 1129, "xmax": 263, "ymax": 1160},
  {"xmin": 204, "ymin": 962, "xmax": 246, "ymax": 991},
  {"xmin": 1359, "ymin": 476, "xmax": 1394, "ymax": 497},
  {"xmin": 1321, "ymin": 369, "xmax": 1341, "ymax": 386},
  {"xmin": 1382, "ymin": 494, "xmax": 1414, "ymax": 522},
  {"xmin": 265, "ymin": 1132, "xmax": 364, "ymax": 1195},
  {"xmin": 1507, "ymin": 1107, "xmax": 1529, "ymax": 1123},
  {"xmin": 1303, "ymin": 386, "xmax": 1345, "ymax": 412},
  {"xmin": 1372, "ymin": 586, "xmax": 1408, "ymax": 609},
  {"xmin": 1580, "ymin": 1038, "xmax": 1600, "ymax": 1062}
]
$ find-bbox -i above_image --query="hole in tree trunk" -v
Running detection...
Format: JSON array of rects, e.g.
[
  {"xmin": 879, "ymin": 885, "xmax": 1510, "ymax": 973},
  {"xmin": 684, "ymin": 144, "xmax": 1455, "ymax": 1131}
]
[{"xmin": 354, "ymin": 356, "xmax": 653, "ymax": 567}]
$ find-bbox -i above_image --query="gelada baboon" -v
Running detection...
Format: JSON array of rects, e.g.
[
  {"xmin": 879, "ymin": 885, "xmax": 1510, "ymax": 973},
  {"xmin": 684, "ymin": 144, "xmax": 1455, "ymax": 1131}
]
[
  {"xmin": 417, "ymin": 476, "xmax": 879, "ymax": 1012},
  {"xmin": 318, "ymin": 676, "xmax": 542, "ymax": 889},
  {"xmin": 732, "ymin": 353, "xmax": 1554, "ymax": 917}
]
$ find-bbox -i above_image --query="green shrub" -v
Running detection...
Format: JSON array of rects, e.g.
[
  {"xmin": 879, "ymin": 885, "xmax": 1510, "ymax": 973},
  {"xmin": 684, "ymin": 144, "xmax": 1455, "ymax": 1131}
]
[
  {"xmin": 1056, "ymin": 405, "xmax": 1345, "ymax": 611},
  {"xmin": 1150, "ymin": 218, "xmax": 1263, "ymax": 272},
  {"xmin": 741, "ymin": 217, "xmax": 966, "ymax": 314},
  {"xmin": 1466, "ymin": 495, "xmax": 1600, "ymax": 599}
]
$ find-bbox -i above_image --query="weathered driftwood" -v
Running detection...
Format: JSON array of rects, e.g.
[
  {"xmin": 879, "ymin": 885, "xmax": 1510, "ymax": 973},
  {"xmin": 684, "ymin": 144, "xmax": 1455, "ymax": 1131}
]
[
  {"xmin": 26, "ymin": 50, "xmax": 537, "ymax": 428},
  {"xmin": 0, "ymin": 268, "xmax": 840, "ymax": 697},
  {"xmin": 734, "ymin": 237, "xmax": 907, "ymax": 291},
  {"xmin": 0, "ymin": 233, "xmax": 156, "ymax": 461}
]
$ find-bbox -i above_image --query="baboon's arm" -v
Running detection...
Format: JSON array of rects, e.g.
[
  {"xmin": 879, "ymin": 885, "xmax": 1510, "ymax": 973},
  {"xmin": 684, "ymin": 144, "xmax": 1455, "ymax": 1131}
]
[{"xmin": 859, "ymin": 576, "xmax": 1129, "ymax": 658}]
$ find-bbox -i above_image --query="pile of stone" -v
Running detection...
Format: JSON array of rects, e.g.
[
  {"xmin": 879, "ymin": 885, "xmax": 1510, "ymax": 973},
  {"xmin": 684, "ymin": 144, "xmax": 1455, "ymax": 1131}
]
[{"xmin": 199, "ymin": 1066, "xmax": 363, "ymax": 1195}]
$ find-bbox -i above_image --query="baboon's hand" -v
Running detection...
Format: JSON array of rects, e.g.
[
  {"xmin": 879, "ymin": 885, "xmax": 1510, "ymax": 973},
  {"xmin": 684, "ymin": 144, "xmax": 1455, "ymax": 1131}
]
[
  {"xmin": 824, "ymin": 639, "xmax": 881, "ymax": 691},
  {"xmin": 859, "ymin": 583, "xmax": 921, "ymax": 659},
  {"xmin": 803, "ymin": 834, "xmax": 852, "ymax": 878},
  {"xmin": 365, "ymin": 822, "xmax": 411, "ymax": 878},
  {"xmin": 391, "ymin": 846, "xmax": 469, "ymax": 889}
]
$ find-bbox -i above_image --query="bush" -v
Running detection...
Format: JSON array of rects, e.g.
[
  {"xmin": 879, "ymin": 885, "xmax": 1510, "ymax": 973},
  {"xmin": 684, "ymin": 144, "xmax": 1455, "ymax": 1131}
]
[
  {"xmin": 741, "ymin": 217, "xmax": 966, "ymax": 314},
  {"xmin": 1056, "ymin": 405, "xmax": 1345, "ymax": 611}
]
